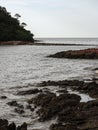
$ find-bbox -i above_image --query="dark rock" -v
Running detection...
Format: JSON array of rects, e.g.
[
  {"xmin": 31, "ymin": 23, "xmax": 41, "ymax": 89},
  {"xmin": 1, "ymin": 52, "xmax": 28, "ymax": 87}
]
[
  {"xmin": 26, "ymin": 104, "xmax": 35, "ymax": 112},
  {"xmin": 2, "ymin": 79, "xmax": 97, "ymax": 130},
  {"xmin": 26, "ymin": 104, "xmax": 32, "ymax": 109},
  {"xmin": 39, "ymin": 79, "xmax": 98, "ymax": 98},
  {"xmin": 71, "ymin": 81, "xmax": 98, "ymax": 98},
  {"xmin": 79, "ymin": 99, "xmax": 98, "ymax": 110},
  {"xmin": 7, "ymin": 101, "xmax": 24, "ymax": 109},
  {"xmin": 7, "ymin": 101, "xmax": 18, "ymax": 106},
  {"xmin": 29, "ymin": 92, "xmax": 56, "ymax": 106},
  {"xmin": 37, "ymin": 80, "xmax": 84, "ymax": 88},
  {"xmin": 30, "ymin": 108, "xmax": 34, "ymax": 112},
  {"xmin": 50, "ymin": 123, "xmax": 78, "ymax": 130},
  {"xmin": 93, "ymin": 67, "xmax": 98, "ymax": 71},
  {"xmin": 30, "ymin": 91, "xmax": 80, "ymax": 121},
  {"xmin": 56, "ymin": 89, "xmax": 68, "ymax": 94},
  {"xmin": 17, "ymin": 104, "xmax": 24, "ymax": 109},
  {"xmin": 17, "ymin": 89, "xmax": 42, "ymax": 95},
  {"xmin": 28, "ymin": 79, "xmax": 98, "ymax": 130},
  {"xmin": 0, "ymin": 96, "xmax": 7, "ymax": 99},
  {"xmin": 14, "ymin": 108, "xmax": 25, "ymax": 114},
  {"xmin": 17, "ymin": 122, "xmax": 27, "ymax": 130},
  {"xmin": 8, "ymin": 122, "xmax": 16, "ymax": 130},
  {"xmin": 0, "ymin": 118, "xmax": 27, "ymax": 130},
  {"xmin": 0, "ymin": 119, "xmax": 8, "ymax": 127}
]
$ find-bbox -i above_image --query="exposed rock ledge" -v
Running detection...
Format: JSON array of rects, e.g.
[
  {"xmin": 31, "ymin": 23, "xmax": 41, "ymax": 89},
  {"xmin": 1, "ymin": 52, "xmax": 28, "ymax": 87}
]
[
  {"xmin": 48, "ymin": 48, "xmax": 98, "ymax": 59},
  {"xmin": 28, "ymin": 79, "xmax": 98, "ymax": 130},
  {"xmin": 0, "ymin": 118, "xmax": 27, "ymax": 130}
]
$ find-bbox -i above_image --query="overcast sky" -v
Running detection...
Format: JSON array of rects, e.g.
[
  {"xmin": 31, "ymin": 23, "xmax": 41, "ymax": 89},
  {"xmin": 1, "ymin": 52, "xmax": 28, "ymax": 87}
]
[{"xmin": 0, "ymin": 0, "xmax": 98, "ymax": 37}]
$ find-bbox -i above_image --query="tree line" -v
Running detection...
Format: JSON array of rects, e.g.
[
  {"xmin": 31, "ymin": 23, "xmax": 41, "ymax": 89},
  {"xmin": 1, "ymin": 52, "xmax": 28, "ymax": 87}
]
[{"xmin": 0, "ymin": 6, "xmax": 34, "ymax": 42}]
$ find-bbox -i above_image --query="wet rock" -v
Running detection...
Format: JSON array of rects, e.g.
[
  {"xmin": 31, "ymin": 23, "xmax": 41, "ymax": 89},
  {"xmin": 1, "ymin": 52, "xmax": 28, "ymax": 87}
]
[
  {"xmin": 7, "ymin": 101, "xmax": 18, "ymax": 106},
  {"xmin": 7, "ymin": 101, "xmax": 24, "ymax": 109},
  {"xmin": 17, "ymin": 122, "xmax": 27, "ymax": 130},
  {"xmin": 14, "ymin": 108, "xmax": 25, "ymax": 114},
  {"xmin": 8, "ymin": 122, "xmax": 16, "ymax": 130},
  {"xmin": 78, "ymin": 120, "xmax": 98, "ymax": 130},
  {"xmin": 30, "ymin": 108, "xmax": 34, "ymax": 112},
  {"xmin": 1, "ymin": 79, "xmax": 96, "ymax": 130},
  {"xmin": 17, "ymin": 104, "xmax": 24, "ymax": 109},
  {"xmin": 37, "ymin": 80, "xmax": 84, "ymax": 88},
  {"xmin": 0, "ymin": 118, "xmax": 27, "ymax": 130},
  {"xmin": 37, "ymin": 80, "xmax": 60, "ymax": 87},
  {"xmin": 30, "ymin": 91, "xmax": 81, "ymax": 121},
  {"xmin": 72, "ymin": 81, "xmax": 98, "ymax": 98},
  {"xmin": 79, "ymin": 99, "xmax": 98, "ymax": 111},
  {"xmin": 26, "ymin": 104, "xmax": 32, "ymax": 109},
  {"xmin": 93, "ymin": 67, "xmax": 98, "ymax": 71},
  {"xmin": 17, "ymin": 89, "xmax": 42, "ymax": 95},
  {"xmin": 26, "ymin": 104, "xmax": 35, "ymax": 112},
  {"xmin": 38, "ymin": 79, "xmax": 98, "ymax": 98},
  {"xmin": 0, "ymin": 119, "xmax": 8, "ymax": 129},
  {"xmin": 27, "ymin": 79, "xmax": 98, "ymax": 130},
  {"xmin": 50, "ymin": 123, "xmax": 78, "ymax": 130},
  {"xmin": 56, "ymin": 89, "xmax": 68, "ymax": 94},
  {"xmin": 0, "ymin": 96, "xmax": 7, "ymax": 99},
  {"xmin": 28, "ymin": 91, "xmax": 56, "ymax": 105},
  {"xmin": 0, "ymin": 119, "xmax": 15, "ymax": 130}
]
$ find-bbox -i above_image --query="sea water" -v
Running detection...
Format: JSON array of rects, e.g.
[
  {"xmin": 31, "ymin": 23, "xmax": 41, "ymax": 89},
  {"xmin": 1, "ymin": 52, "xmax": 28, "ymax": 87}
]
[
  {"xmin": 0, "ymin": 39, "xmax": 98, "ymax": 129},
  {"xmin": 36, "ymin": 37, "xmax": 98, "ymax": 45}
]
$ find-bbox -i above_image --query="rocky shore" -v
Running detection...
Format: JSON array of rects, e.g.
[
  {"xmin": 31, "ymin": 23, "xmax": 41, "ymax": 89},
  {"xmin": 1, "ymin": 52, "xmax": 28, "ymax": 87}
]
[
  {"xmin": 48, "ymin": 48, "xmax": 98, "ymax": 59},
  {"xmin": 28, "ymin": 79, "xmax": 98, "ymax": 130},
  {"xmin": 0, "ymin": 41, "xmax": 98, "ymax": 46},
  {"xmin": 0, "ymin": 118, "xmax": 27, "ymax": 130},
  {"xmin": 1, "ymin": 79, "xmax": 98, "ymax": 130}
]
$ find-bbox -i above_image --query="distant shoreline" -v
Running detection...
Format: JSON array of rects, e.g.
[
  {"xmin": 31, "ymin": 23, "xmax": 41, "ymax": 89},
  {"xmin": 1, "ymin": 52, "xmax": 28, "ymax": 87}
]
[
  {"xmin": 33, "ymin": 42, "xmax": 98, "ymax": 46},
  {"xmin": 0, "ymin": 41, "xmax": 98, "ymax": 46},
  {"xmin": 0, "ymin": 41, "xmax": 34, "ymax": 45}
]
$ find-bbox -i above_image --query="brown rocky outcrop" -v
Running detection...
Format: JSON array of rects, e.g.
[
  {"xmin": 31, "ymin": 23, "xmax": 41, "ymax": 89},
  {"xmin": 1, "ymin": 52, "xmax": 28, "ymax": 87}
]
[{"xmin": 48, "ymin": 48, "xmax": 98, "ymax": 59}]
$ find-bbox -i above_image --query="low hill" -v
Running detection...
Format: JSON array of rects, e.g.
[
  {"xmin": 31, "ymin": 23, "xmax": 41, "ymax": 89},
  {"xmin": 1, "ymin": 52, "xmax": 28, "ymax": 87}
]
[{"xmin": 0, "ymin": 6, "xmax": 34, "ymax": 43}]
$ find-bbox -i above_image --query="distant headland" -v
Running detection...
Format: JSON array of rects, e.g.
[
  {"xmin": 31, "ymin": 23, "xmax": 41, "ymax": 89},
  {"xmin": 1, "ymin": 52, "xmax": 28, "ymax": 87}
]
[{"xmin": 0, "ymin": 6, "xmax": 34, "ymax": 44}]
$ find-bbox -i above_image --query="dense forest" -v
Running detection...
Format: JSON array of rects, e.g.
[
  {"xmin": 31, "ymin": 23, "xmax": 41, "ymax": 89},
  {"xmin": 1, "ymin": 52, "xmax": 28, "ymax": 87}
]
[{"xmin": 0, "ymin": 6, "xmax": 34, "ymax": 42}]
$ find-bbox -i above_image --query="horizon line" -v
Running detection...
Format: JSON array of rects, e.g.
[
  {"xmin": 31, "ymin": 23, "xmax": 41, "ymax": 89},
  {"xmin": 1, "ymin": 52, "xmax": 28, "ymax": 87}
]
[{"xmin": 35, "ymin": 37, "xmax": 98, "ymax": 39}]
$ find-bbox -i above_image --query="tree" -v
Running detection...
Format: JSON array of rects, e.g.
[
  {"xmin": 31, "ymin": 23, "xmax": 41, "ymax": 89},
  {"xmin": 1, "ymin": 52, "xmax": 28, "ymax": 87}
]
[
  {"xmin": 0, "ymin": 6, "xmax": 34, "ymax": 42},
  {"xmin": 21, "ymin": 22, "xmax": 27, "ymax": 28},
  {"xmin": 14, "ymin": 13, "xmax": 21, "ymax": 19}
]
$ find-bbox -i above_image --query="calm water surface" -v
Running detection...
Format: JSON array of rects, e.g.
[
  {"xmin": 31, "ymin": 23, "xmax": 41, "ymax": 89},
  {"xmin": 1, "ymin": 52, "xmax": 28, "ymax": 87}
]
[{"xmin": 36, "ymin": 37, "xmax": 98, "ymax": 45}]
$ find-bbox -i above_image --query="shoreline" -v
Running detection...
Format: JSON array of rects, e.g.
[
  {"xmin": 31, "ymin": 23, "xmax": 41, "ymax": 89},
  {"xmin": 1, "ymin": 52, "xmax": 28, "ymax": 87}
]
[
  {"xmin": 0, "ymin": 41, "xmax": 98, "ymax": 46},
  {"xmin": 0, "ymin": 41, "xmax": 34, "ymax": 45},
  {"xmin": 33, "ymin": 42, "xmax": 98, "ymax": 46},
  {"xmin": 1, "ymin": 79, "xmax": 98, "ymax": 130}
]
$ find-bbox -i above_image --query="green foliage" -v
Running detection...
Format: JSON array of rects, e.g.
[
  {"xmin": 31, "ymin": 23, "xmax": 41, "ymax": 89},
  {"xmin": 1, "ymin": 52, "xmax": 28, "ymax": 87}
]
[{"xmin": 0, "ymin": 6, "xmax": 34, "ymax": 42}]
